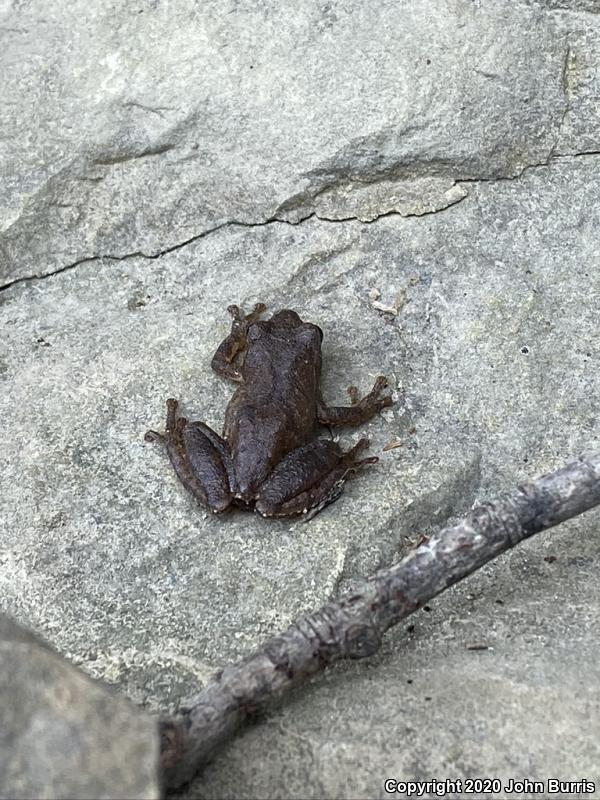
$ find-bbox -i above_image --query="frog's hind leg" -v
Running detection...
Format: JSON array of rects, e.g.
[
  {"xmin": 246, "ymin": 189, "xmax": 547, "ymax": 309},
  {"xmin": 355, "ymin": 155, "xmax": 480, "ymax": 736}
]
[
  {"xmin": 210, "ymin": 302, "xmax": 266, "ymax": 382},
  {"xmin": 254, "ymin": 438, "xmax": 377, "ymax": 520},
  {"xmin": 302, "ymin": 440, "xmax": 378, "ymax": 521},
  {"xmin": 145, "ymin": 398, "xmax": 234, "ymax": 514}
]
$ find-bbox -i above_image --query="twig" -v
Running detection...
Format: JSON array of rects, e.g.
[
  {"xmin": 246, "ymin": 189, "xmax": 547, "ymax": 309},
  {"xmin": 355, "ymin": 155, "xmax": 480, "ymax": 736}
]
[{"xmin": 160, "ymin": 452, "xmax": 600, "ymax": 789}]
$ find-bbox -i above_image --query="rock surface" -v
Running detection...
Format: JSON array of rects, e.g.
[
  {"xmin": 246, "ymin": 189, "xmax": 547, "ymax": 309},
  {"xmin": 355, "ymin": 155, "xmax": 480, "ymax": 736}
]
[
  {"xmin": 0, "ymin": 0, "xmax": 573, "ymax": 285},
  {"xmin": 0, "ymin": 614, "xmax": 159, "ymax": 800},
  {"xmin": 1, "ymin": 1, "xmax": 600, "ymax": 799}
]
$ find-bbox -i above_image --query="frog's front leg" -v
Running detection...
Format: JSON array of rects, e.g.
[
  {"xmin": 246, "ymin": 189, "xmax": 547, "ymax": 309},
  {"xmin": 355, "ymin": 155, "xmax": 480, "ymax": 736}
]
[
  {"xmin": 145, "ymin": 398, "xmax": 234, "ymax": 513},
  {"xmin": 317, "ymin": 375, "xmax": 393, "ymax": 427},
  {"xmin": 254, "ymin": 439, "xmax": 377, "ymax": 519},
  {"xmin": 210, "ymin": 302, "xmax": 266, "ymax": 382}
]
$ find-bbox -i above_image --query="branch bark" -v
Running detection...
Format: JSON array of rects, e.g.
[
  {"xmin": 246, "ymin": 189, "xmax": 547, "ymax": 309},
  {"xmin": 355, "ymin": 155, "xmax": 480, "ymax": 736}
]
[{"xmin": 160, "ymin": 452, "xmax": 600, "ymax": 790}]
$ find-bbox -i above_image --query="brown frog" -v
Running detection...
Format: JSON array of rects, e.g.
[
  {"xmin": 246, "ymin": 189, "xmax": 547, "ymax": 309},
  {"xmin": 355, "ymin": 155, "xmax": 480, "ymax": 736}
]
[{"xmin": 145, "ymin": 304, "xmax": 393, "ymax": 518}]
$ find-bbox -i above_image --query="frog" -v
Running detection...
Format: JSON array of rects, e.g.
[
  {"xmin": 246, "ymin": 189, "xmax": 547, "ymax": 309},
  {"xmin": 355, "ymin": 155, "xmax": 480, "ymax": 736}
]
[{"xmin": 145, "ymin": 303, "xmax": 393, "ymax": 518}]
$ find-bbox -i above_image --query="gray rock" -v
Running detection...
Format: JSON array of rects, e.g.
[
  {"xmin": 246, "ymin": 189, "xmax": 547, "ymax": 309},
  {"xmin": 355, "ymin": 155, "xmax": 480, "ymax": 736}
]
[
  {"xmin": 1, "ymin": 1, "xmax": 600, "ymax": 798},
  {"xmin": 0, "ymin": 614, "xmax": 159, "ymax": 800},
  {"xmin": 556, "ymin": 20, "xmax": 600, "ymax": 155},
  {"xmin": 2, "ymin": 156, "xmax": 600, "ymax": 797},
  {"xmin": 0, "ymin": 0, "xmax": 571, "ymax": 285}
]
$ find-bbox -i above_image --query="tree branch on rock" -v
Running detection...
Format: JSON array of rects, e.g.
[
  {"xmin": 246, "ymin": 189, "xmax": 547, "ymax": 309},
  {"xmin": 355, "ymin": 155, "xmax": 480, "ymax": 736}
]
[{"xmin": 160, "ymin": 452, "xmax": 600, "ymax": 790}]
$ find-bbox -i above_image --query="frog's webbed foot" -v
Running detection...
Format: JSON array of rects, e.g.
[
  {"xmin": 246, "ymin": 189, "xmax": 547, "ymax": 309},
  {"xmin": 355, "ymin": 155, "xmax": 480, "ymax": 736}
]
[
  {"xmin": 254, "ymin": 438, "xmax": 378, "ymax": 520},
  {"xmin": 145, "ymin": 397, "xmax": 180, "ymax": 444},
  {"xmin": 227, "ymin": 302, "xmax": 266, "ymax": 325},
  {"xmin": 145, "ymin": 398, "xmax": 233, "ymax": 514},
  {"xmin": 210, "ymin": 302, "xmax": 267, "ymax": 382},
  {"xmin": 317, "ymin": 376, "xmax": 394, "ymax": 427}
]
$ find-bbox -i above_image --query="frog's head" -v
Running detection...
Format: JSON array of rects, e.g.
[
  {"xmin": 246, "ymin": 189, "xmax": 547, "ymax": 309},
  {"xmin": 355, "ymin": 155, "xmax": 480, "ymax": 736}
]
[
  {"xmin": 269, "ymin": 309, "xmax": 324, "ymax": 342},
  {"xmin": 269, "ymin": 309, "xmax": 303, "ymax": 330}
]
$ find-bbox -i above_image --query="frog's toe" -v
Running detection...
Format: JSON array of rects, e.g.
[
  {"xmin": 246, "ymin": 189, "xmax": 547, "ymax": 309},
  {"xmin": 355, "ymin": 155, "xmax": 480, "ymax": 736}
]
[
  {"xmin": 347, "ymin": 385, "xmax": 360, "ymax": 405},
  {"xmin": 364, "ymin": 377, "xmax": 393, "ymax": 412},
  {"xmin": 370, "ymin": 376, "xmax": 392, "ymax": 398},
  {"xmin": 227, "ymin": 302, "xmax": 266, "ymax": 324},
  {"xmin": 144, "ymin": 429, "xmax": 164, "ymax": 443}
]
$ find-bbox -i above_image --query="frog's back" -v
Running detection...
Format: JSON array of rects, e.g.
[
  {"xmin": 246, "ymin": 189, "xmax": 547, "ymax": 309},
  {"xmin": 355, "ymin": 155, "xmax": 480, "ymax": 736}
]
[
  {"xmin": 241, "ymin": 321, "xmax": 322, "ymax": 405},
  {"xmin": 223, "ymin": 318, "xmax": 323, "ymax": 497}
]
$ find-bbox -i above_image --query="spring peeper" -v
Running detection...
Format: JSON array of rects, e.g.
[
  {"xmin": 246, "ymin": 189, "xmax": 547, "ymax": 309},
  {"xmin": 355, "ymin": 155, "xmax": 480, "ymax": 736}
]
[{"xmin": 145, "ymin": 304, "xmax": 392, "ymax": 518}]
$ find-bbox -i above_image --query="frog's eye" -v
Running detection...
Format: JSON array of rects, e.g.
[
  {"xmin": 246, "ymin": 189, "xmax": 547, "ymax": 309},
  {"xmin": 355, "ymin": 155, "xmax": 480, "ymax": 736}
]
[
  {"xmin": 247, "ymin": 323, "xmax": 264, "ymax": 341},
  {"xmin": 315, "ymin": 325, "xmax": 324, "ymax": 342}
]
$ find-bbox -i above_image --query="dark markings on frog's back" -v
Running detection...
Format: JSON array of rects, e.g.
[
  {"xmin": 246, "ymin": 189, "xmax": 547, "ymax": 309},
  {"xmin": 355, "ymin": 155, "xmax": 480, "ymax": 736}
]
[{"xmin": 145, "ymin": 304, "xmax": 393, "ymax": 519}]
